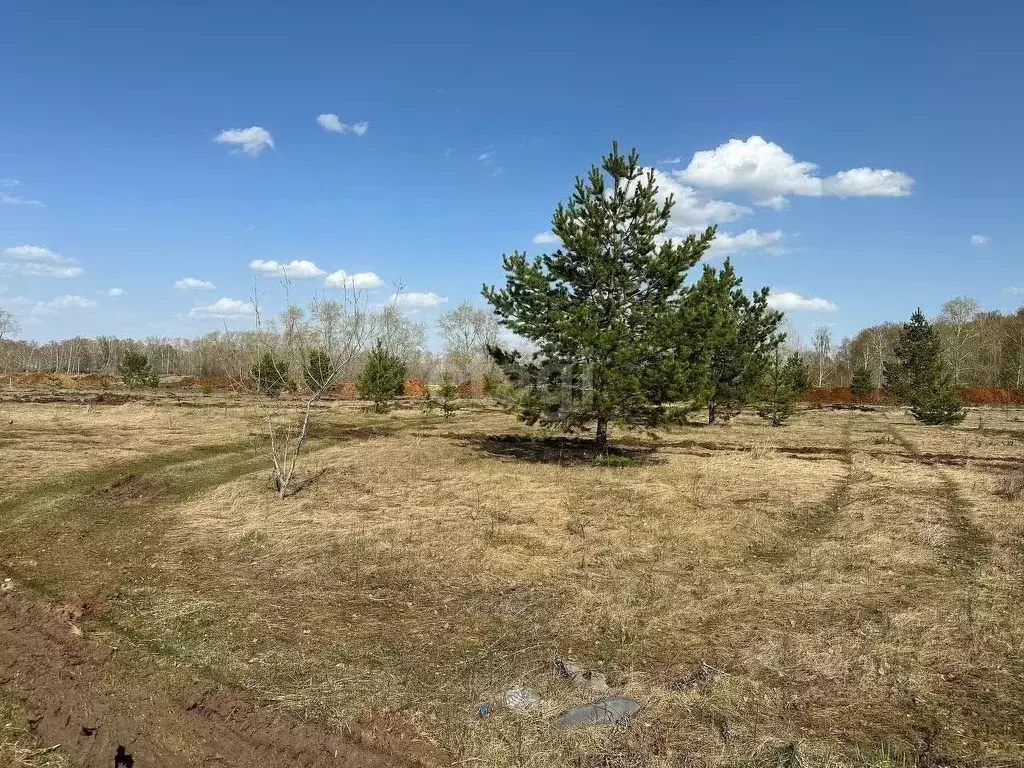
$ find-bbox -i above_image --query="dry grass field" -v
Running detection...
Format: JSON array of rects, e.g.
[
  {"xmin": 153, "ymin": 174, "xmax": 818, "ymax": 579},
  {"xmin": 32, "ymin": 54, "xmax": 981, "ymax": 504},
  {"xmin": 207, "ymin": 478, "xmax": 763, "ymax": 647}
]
[{"xmin": 1, "ymin": 391, "xmax": 1022, "ymax": 767}]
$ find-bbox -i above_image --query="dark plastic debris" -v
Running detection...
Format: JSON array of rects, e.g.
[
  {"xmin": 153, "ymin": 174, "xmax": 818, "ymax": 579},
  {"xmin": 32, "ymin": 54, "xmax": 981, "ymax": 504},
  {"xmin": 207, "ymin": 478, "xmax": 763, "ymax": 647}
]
[{"xmin": 551, "ymin": 697, "xmax": 641, "ymax": 730}]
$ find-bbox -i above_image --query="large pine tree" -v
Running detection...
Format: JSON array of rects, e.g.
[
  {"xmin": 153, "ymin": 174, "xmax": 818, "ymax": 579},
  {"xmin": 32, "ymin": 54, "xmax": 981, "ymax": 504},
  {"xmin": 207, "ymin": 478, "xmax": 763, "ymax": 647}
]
[
  {"xmin": 885, "ymin": 308, "xmax": 965, "ymax": 425},
  {"xmin": 687, "ymin": 260, "xmax": 784, "ymax": 423},
  {"xmin": 884, "ymin": 308, "xmax": 939, "ymax": 400},
  {"xmin": 483, "ymin": 143, "xmax": 715, "ymax": 444},
  {"xmin": 911, "ymin": 357, "xmax": 966, "ymax": 425}
]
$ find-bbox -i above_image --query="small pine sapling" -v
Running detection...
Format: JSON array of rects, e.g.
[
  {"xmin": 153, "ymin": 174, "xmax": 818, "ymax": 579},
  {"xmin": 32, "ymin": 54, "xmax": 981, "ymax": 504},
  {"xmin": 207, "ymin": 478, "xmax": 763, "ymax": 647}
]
[
  {"xmin": 437, "ymin": 374, "xmax": 460, "ymax": 419},
  {"xmin": 757, "ymin": 349, "xmax": 795, "ymax": 426}
]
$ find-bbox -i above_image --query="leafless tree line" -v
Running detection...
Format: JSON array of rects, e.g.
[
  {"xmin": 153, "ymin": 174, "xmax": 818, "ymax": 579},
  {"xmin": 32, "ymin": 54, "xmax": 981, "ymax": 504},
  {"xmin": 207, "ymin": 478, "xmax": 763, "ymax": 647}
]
[
  {"xmin": 0, "ymin": 300, "xmax": 504, "ymax": 383},
  {"xmin": 792, "ymin": 297, "xmax": 1024, "ymax": 390},
  {"xmin": 7, "ymin": 294, "xmax": 1019, "ymax": 392}
]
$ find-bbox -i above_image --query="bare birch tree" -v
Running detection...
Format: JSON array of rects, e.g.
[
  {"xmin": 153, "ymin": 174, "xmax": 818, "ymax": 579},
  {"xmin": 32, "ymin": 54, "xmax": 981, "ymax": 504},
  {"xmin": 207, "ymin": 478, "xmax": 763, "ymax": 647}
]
[
  {"xmin": 0, "ymin": 309, "xmax": 19, "ymax": 342},
  {"xmin": 438, "ymin": 301, "xmax": 501, "ymax": 380},
  {"xmin": 937, "ymin": 296, "xmax": 980, "ymax": 386},
  {"xmin": 1005, "ymin": 310, "xmax": 1024, "ymax": 390},
  {"xmin": 244, "ymin": 283, "xmax": 373, "ymax": 499},
  {"xmin": 812, "ymin": 325, "xmax": 835, "ymax": 387}
]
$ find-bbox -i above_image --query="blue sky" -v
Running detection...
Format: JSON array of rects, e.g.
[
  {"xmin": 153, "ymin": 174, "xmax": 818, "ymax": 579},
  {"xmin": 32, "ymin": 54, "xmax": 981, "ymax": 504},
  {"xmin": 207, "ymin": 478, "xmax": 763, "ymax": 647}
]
[{"xmin": 1, "ymin": 0, "xmax": 1021, "ymax": 345}]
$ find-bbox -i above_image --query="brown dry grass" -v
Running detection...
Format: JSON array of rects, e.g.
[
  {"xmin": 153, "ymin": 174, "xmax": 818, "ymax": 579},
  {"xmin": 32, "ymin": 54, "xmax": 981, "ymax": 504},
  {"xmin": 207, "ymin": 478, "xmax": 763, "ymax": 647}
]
[
  {"xmin": 1, "ymin": 396, "xmax": 1023, "ymax": 768},
  {"xmin": 0, "ymin": 694, "xmax": 70, "ymax": 767},
  {"xmin": 0, "ymin": 399, "xmax": 256, "ymax": 496}
]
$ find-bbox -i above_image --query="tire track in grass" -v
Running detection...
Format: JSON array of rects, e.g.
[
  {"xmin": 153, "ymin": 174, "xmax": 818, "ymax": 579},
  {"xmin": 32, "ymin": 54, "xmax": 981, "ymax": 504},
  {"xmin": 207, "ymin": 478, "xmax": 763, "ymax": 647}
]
[
  {"xmin": 0, "ymin": 434, "xmax": 352, "ymax": 618},
  {"xmin": 0, "ymin": 442, "xmax": 269, "ymax": 599},
  {"xmin": 0, "ymin": 437, "xmax": 324, "ymax": 683},
  {"xmin": 0, "ymin": 577, "xmax": 426, "ymax": 768},
  {"xmin": 887, "ymin": 425, "xmax": 991, "ymax": 574},
  {"xmin": 0, "ymin": 436, "xmax": 437, "ymax": 768},
  {"xmin": 0, "ymin": 443, "xmax": 249, "ymax": 520},
  {"xmin": 751, "ymin": 415, "xmax": 856, "ymax": 564}
]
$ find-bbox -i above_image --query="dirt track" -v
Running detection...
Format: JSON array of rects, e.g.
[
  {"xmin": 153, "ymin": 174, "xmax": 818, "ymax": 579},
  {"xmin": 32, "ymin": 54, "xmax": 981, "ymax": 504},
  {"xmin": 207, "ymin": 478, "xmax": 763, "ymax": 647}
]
[{"xmin": 0, "ymin": 590, "xmax": 424, "ymax": 768}]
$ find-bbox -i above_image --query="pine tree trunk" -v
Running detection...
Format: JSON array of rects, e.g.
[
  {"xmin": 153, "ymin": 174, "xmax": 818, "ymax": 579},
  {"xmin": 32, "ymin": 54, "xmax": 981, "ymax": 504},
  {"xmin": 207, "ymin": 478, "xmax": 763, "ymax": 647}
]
[
  {"xmin": 708, "ymin": 401, "xmax": 717, "ymax": 425},
  {"xmin": 595, "ymin": 417, "xmax": 608, "ymax": 446}
]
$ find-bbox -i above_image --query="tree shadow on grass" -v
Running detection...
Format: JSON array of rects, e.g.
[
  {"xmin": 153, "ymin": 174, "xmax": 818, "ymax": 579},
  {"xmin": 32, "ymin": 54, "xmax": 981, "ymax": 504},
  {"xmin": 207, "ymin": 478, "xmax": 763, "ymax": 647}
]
[
  {"xmin": 448, "ymin": 432, "xmax": 663, "ymax": 466},
  {"xmin": 311, "ymin": 424, "xmax": 398, "ymax": 441}
]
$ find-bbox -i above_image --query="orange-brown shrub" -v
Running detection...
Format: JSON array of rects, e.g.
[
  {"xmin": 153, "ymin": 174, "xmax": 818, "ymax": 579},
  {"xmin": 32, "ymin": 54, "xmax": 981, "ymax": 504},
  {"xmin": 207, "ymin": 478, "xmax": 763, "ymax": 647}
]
[
  {"xmin": 801, "ymin": 385, "xmax": 1024, "ymax": 407},
  {"xmin": 329, "ymin": 380, "xmax": 360, "ymax": 399},
  {"xmin": 959, "ymin": 386, "xmax": 1024, "ymax": 405},
  {"xmin": 400, "ymin": 378, "xmax": 428, "ymax": 397},
  {"xmin": 456, "ymin": 379, "xmax": 486, "ymax": 398},
  {"xmin": 74, "ymin": 373, "xmax": 120, "ymax": 388},
  {"xmin": 4, "ymin": 372, "xmax": 120, "ymax": 390},
  {"xmin": 802, "ymin": 387, "xmax": 884, "ymax": 405}
]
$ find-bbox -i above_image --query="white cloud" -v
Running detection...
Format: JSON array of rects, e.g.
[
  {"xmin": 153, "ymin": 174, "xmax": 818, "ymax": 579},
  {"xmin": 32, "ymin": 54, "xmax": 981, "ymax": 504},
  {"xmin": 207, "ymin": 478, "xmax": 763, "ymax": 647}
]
[
  {"xmin": 706, "ymin": 229, "xmax": 784, "ymax": 257},
  {"xmin": 653, "ymin": 169, "xmax": 752, "ymax": 230},
  {"xmin": 0, "ymin": 245, "xmax": 83, "ymax": 278},
  {"xmin": 317, "ymin": 113, "xmax": 344, "ymax": 132},
  {"xmin": 316, "ymin": 114, "xmax": 369, "ymax": 136},
  {"xmin": 532, "ymin": 232, "xmax": 560, "ymax": 244},
  {"xmin": 4, "ymin": 245, "xmax": 57, "ymax": 260},
  {"xmin": 678, "ymin": 136, "xmax": 913, "ymax": 205},
  {"xmin": 107, "ymin": 288, "xmax": 124, "ymax": 296},
  {"xmin": 214, "ymin": 126, "xmax": 274, "ymax": 156},
  {"xmin": 390, "ymin": 291, "xmax": 447, "ymax": 308},
  {"xmin": 822, "ymin": 168, "xmax": 914, "ymax": 198},
  {"xmin": 175, "ymin": 277, "xmax": 215, "ymax": 291},
  {"xmin": 1005, "ymin": 285, "xmax": 1023, "ymax": 296},
  {"xmin": 325, "ymin": 270, "xmax": 385, "ymax": 289},
  {"xmin": 189, "ymin": 297, "xmax": 256, "ymax": 318},
  {"xmin": 657, "ymin": 156, "xmax": 682, "ymax": 165},
  {"xmin": 0, "ymin": 179, "xmax": 18, "ymax": 187},
  {"xmin": 478, "ymin": 148, "xmax": 496, "ymax": 163},
  {"xmin": 680, "ymin": 137, "xmax": 820, "ymax": 203},
  {"xmin": 33, "ymin": 294, "xmax": 99, "ymax": 314},
  {"xmin": 248, "ymin": 259, "xmax": 325, "ymax": 278},
  {"xmin": 767, "ymin": 291, "xmax": 837, "ymax": 312},
  {"xmin": 970, "ymin": 234, "xmax": 990, "ymax": 245},
  {"xmin": 590, "ymin": 170, "xmax": 776, "ymax": 258},
  {"xmin": 0, "ymin": 192, "xmax": 44, "ymax": 207},
  {"xmin": 758, "ymin": 195, "xmax": 789, "ymax": 211}
]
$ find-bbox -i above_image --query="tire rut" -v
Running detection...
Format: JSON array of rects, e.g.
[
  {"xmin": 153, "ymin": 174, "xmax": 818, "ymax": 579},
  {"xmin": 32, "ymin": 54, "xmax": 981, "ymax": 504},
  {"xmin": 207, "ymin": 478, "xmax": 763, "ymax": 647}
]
[
  {"xmin": 0, "ymin": 442, "xmax": 249, "ymax": 519},
  {"xmin": 0, "ymin": 442, "xmax": 433, "ymax": 767},
  {"xmin": 0, "ymin": 591, "xmax": 426, "ymax": 768},
  {"xmin": 751, "ymin": 416, "xmax": 856, "ymax": 563},
  {"xmin": 887, "ymin": 425, "xmax": 992, "ymax": 573}
]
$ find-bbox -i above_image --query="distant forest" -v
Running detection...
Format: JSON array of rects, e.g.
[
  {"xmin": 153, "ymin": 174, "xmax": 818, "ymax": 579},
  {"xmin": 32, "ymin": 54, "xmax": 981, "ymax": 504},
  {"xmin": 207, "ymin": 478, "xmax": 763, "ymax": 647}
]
[
  {"xmin": 794, "ymin": 297, "xmax": 1024, "ymax": 392},
  {"xmin": 2, "ymin": 295, "xmax": 1022, "ymax": 392}
]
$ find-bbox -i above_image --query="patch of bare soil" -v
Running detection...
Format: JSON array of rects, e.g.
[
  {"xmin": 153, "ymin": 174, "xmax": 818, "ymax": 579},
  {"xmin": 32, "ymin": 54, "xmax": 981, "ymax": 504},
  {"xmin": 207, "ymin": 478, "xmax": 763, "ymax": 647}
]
[
  {"xmin": 0, "ymin": 392, "xmax": 141, "ymax": 406},
  {"xmin": 0, "ymin": 591, "xmax": 435, "ymax": 768},
  {"xmin": 901, "ymin": 451, "xmax": 1024, "ymax": 471},
  {"xmin": 313, "ymin": 424, "xmax": 399, "ymax": 441},
  {"xmin": 97, "ymin": 474, "xmax": 171, "ymax": 505}
]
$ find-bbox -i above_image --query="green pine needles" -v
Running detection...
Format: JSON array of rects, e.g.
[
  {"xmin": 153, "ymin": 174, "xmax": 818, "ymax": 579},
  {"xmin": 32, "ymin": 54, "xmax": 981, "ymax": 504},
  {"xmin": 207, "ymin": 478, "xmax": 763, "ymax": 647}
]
[
  {"xmin": 118, "ymin": 350, "xmax": 158, "ymax": 389},
  {"xmin": 483, "ymin": 142, "xmax": 781, "ymax": 444},
  {"xmin": 885, "ymin": 308, "xmax": 965, "ymax": 425},
  {"xmin": 356, "ymin": 341, "xmax": 406, "ymax": 413}
]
